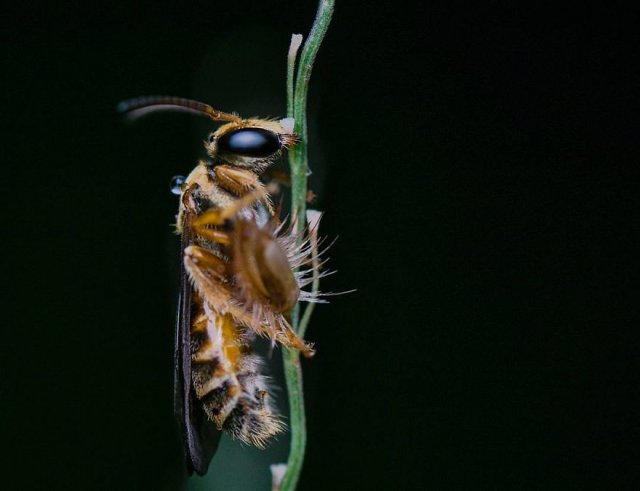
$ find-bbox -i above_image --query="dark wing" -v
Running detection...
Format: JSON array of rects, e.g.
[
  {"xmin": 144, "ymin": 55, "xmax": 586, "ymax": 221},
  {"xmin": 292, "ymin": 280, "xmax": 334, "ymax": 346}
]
[{"xmin": 174, "ymin": 210, "xmax": 221, "ymax": 476}]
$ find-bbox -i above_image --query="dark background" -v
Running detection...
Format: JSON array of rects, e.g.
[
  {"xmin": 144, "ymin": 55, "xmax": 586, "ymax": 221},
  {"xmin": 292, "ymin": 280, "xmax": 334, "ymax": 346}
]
[{"xmin": 2, "ymin": 2, "xmax": 637, "ymax": 489}]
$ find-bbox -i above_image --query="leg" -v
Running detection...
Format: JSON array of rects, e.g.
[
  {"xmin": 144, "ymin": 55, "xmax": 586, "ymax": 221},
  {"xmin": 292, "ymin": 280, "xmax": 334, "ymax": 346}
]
[
  {"xmin": 214, "ymin": 165, "xmax": 262, "ymax": 194},
  {"xmin": 184, "ymin": 183, "xmax": 266, "ymax": 245},
  {"xmin": 213, "ymin": 165, "xmax": 275, "ymax": 214},
  {"xmin": 193, "ymin": 182, "xmax": 276, "ymax": 226},
  {"xmin": 184, "ymin": 245, "xmax": 314, "ymax": 357}
]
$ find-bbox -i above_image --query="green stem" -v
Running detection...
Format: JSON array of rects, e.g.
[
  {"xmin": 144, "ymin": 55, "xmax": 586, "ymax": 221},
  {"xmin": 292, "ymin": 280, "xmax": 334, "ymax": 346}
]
[
  {"xmin": 289, "ymin": 0, "xmax": 335, "ymax": 235},
  {"xmin": 279, "ymin": 2, "xmax": 334, "ymax": 491},
  {"xmin": 280, "ymin": 340, "xmax": 305, "ymax": 491}
]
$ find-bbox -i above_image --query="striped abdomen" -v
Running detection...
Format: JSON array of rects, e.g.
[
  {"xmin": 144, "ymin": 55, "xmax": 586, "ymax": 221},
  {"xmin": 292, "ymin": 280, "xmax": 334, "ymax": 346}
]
[{"xmin": 190, "ymin": 295, "xmax": 283, "ymax": 446}]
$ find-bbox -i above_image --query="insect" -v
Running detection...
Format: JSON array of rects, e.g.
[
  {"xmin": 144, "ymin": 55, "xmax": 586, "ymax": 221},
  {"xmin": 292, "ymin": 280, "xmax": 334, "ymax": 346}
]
[{"xmin": 118, "ymin": 96, "xmax": 323, "ymax": 475}]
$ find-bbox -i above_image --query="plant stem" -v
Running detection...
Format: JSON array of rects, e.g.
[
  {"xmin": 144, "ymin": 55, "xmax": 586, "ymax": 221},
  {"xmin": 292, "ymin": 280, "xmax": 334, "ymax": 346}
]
[
  {"xmin": 279, "ymin": 2, "xmax": 334, "ymax": 491},
  {"xmin": 280, "ymin": 341, "xmax": 305, "ymax": 491},
  {"xmin": 289, "ymin": 0, "xmax": 335, "ymax": 235}
]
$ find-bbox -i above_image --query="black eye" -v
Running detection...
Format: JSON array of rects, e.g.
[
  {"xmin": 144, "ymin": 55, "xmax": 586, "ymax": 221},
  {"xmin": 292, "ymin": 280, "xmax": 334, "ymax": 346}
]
[{"xmin": 217, "ymin": 128, "xmax": 281, "ymax": 158}]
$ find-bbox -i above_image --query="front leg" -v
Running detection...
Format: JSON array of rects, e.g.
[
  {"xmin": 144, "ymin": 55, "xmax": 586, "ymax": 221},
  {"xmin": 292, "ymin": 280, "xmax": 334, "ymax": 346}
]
[{"xmin": 213, "ymin": 165, "xmax": 274, "ymax": 215}]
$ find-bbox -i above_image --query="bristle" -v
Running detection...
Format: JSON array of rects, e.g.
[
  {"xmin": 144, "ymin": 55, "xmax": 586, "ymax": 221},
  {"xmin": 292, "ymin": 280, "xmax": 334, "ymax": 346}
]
[
  {"xmin": 201, "ymin": 379, "xmax": 240, "ymax": 426},
  {"xmin": 186, "ymin": 242, "xmax": 313, "ymax": 354},
  {"xmin": 190, "ymin": 298, "xmax": 284, "ymax": 442},
  {"xmin": 223, "ymin": 365, "xmax": 285, "ymax": 446}
]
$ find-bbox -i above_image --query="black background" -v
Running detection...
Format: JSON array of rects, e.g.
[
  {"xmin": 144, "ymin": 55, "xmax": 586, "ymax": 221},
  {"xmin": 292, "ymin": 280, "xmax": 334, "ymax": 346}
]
[{"xmin": 2, "ymin": 2, "xmax": 637, "ymax": 489}]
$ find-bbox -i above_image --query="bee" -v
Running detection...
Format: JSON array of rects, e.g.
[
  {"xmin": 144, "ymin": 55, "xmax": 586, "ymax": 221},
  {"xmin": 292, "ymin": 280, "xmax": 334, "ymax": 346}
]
[{"xmin": 118, "ymin": 96, "xmax": 322, "ymax": 475}]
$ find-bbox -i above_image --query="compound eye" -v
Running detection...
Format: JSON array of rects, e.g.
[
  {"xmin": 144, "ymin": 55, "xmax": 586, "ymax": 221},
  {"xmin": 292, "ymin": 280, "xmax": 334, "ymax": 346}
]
[{"xmin": 217, "ymin": 128, "xmax": 280, "ymax": 158}]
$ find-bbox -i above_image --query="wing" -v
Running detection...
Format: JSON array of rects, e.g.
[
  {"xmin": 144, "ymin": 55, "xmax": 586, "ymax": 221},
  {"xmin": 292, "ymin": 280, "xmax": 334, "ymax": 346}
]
[{"xmin": 174, "ymin": 208, "xmax": 221, "ymax": 476}]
